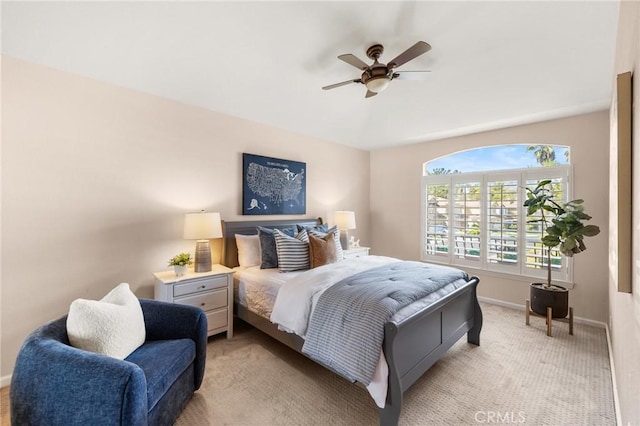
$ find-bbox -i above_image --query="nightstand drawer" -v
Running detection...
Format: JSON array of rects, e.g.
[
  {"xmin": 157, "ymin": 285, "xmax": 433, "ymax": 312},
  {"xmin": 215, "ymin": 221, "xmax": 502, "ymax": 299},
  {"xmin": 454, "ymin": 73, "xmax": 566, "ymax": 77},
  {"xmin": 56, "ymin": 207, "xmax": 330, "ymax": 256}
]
[
  {"xmin": 347, "ymin": 252, "xmax": 366, "ymax": 258},
  {"xmin": 173, "ymin": 275, "xmax": 228, "ymax": 297},
  {"xmin": 176, "ymin": 288, "xmax": 227, "ymax": 311},
  {"xmin": 343, "ymin": 247, "xmax": 370, "ymax": 259},
  {"xmin": 153, "ymin": 264, "xmax": 234, "ymax": 338},
  {"xmin": 206, "ymin": 309, "xmax": 228, "ymax": 331}
]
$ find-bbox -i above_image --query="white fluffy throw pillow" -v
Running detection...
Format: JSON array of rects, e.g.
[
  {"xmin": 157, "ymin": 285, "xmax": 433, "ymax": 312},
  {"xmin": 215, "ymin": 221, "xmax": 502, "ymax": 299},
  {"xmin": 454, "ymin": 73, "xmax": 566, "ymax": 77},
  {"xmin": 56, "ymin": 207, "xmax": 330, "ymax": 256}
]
[
  {"xmin": 67, "ymin": 283, "xmax": 146, "ymax": 360},
  {"xmin": 235, "ymin": 233, "xmax": 261, "ymax": 268}
]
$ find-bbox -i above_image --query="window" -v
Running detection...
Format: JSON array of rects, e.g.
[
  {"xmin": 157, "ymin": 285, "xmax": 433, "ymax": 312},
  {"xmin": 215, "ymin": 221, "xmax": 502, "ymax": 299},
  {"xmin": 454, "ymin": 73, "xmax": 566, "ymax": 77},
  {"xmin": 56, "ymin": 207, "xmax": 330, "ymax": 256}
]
[
  {"xmin": 452, "ymin": 178, "xmax": 482, "ymax": 265},
  {"xmin": 486, "ymin": 175, "xmax": 519, "ymax": 272},
  {"xmin": 422, "ymin": 166, "xmax": 572, "ymax": 282}
]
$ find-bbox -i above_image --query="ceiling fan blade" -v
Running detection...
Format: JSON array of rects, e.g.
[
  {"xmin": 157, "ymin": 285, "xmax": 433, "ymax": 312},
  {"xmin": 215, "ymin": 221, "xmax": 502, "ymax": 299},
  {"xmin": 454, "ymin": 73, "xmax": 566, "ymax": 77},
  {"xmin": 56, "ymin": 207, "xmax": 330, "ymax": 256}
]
[
  {"xmin": 338, "ymin": 54, "xmax": 369, "ymax": 70},
  {"xmin": 365, "ymin": 90, "xmax": 378, "ymax": 98},
  {"xmin": 393, "ymin": 70, "xmax": 432, "ymax": 80},
  {"xmin": 388, "ymin": 41, "xmax": 431, "ymax": 68},
  {"xmin": 322, "ymin": 79, "xmax": 361, "ymax": 90}
]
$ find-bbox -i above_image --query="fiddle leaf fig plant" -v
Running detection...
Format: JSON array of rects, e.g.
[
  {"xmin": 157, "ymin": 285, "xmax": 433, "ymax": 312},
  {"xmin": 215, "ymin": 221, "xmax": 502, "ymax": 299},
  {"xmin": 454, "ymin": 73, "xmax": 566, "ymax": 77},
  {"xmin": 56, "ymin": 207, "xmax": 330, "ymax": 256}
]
[{"xmin": 524, "ymin": 179, "xmax": 600, "ymax": 288}]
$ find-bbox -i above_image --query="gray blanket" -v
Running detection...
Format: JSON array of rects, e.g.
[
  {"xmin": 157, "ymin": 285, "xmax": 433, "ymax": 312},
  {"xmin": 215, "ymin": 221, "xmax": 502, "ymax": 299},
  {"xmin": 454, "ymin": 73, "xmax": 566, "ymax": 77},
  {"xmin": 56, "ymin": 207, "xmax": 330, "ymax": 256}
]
[{"xmin": 301, "ymin": 261, "xmax": 469, "ymax": 385}]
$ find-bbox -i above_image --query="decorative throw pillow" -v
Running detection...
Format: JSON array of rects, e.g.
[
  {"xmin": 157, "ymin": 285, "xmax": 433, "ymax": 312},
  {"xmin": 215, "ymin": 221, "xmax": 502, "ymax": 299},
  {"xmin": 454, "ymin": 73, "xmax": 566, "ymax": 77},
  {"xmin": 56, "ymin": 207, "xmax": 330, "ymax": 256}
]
[
  {"xmin": 235, "ymin": 234, "xmax": 261, "ymax": 268},
  {"xmin": 309, "ymin": 232, "xmax": 338, "ymax": 268},
  {"xmin": 67, "ymin": 283, "xmax": 146, "ymax": 360},
  {"xmin": 308, "ymin": 226, "xmax": 344, "ymax": 260},
  {"xmin": 296, "ymin": 223, "xmax": 329, "ymax": 234},
  {"xmin": 257, "ymin": 226, "xmax": 295, "ymax": 269},
  {"xmin": 273, "ymin": 229, "xmax": 310, "ymax": 272}
]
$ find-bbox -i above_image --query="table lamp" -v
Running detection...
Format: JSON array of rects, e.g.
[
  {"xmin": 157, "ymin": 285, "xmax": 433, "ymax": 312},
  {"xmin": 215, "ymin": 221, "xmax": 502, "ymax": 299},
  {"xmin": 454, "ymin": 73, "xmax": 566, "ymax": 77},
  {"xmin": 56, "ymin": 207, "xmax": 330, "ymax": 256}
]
[
  {"xmin": 183, "ymin": 211, "xmax": 222, "ymax": 272},
  {"xmin": 334, "ymin": 211, "xmax": 356, "ymax": 250}
]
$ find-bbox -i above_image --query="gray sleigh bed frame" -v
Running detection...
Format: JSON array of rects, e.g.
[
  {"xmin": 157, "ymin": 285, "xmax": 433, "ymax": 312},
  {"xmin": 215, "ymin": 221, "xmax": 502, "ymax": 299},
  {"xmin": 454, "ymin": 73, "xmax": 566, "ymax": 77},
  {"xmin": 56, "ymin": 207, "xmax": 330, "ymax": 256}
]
[{"xmin": 222, "ymin": 218, "xmax": 482, "ymax": 426}]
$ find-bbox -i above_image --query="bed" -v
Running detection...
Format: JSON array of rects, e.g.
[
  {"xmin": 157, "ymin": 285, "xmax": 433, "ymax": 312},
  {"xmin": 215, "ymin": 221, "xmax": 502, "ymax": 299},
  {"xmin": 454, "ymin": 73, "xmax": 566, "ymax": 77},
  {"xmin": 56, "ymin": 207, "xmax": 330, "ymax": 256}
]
[{"xmin": 222, "ymin": 218, "xmax": 482, "ymax": 426}]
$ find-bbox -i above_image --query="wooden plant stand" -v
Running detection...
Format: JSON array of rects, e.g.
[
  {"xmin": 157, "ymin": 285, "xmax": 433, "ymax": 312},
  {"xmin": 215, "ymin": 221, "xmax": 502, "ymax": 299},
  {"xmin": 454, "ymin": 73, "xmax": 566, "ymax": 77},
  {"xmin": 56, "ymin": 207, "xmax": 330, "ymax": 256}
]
[{"xmin": 525, "ymin": 299, "xmax": 573, "ymax": 337}]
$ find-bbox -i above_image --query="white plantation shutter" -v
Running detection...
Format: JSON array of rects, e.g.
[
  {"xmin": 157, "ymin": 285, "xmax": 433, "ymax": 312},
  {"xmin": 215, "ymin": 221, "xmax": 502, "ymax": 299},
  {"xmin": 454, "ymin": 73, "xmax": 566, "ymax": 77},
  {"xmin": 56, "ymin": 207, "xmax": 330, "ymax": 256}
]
[
  {"xmin": 523, "ymin": 169, "xmax": 571, "ymax": 282},
  {"xmin": 423, "ymin": 177, "xmax": 450, "ymax": 261},
  {"xmin": 421, "ymin": 166, "xmax": 572, "ymax": 282},
  {"xmin": 486, "ymin": 174, "xmax": 519, "ymax": 273},
  {"xmin": 451, "ymin": 177, "xmax": 482, "ymax": 267}
]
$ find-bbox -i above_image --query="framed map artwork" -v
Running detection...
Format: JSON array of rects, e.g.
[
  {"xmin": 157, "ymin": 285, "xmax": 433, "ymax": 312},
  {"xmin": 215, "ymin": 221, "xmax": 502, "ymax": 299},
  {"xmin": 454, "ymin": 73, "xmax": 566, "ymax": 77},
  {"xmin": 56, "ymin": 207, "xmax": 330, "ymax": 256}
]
[{"xmin": 242, "ymin": 153, "xmax": 306, "ymax": 215}]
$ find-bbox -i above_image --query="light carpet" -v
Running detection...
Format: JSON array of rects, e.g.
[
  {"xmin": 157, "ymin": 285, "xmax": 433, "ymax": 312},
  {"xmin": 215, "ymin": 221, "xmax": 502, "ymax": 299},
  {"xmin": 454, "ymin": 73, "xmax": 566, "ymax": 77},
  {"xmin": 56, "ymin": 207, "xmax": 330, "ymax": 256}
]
[{"xmin": 176, "ymin": 303, "xmax": 615, "ymax": 425}]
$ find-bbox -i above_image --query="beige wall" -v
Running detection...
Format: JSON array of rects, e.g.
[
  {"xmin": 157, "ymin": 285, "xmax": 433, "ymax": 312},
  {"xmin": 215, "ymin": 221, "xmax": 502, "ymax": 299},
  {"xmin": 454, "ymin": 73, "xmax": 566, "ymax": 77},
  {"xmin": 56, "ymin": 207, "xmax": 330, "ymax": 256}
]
[
  {"xmin": 370, "ymin": 111, "xmax": 610, "ymax": 323},
  {"xmin": 0, "ymin": 56, "xmax": 371, "ymax": 380},
  {"xmin": 609, "ymin": 1, "xmax": 640, "ymax": 424}
]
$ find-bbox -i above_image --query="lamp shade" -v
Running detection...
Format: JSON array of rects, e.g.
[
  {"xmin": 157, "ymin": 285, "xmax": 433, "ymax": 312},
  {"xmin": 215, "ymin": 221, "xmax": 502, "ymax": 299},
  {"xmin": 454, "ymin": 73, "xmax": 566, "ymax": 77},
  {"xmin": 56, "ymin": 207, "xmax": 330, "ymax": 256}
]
[
  {"xmin": 335, "ymin": 211, "xmax": 356, "ymax": 230},
  {"xmin": 183, "ymin": 212, "xmax": 222, "ymax": 240}
]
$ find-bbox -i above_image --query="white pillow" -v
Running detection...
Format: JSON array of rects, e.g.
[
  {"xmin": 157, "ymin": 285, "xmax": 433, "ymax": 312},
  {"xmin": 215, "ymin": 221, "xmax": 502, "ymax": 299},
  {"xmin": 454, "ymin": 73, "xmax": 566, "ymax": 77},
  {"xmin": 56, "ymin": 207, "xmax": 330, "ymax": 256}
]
[
  {"xmin": 235, "ymin": 234, "xmax": 261, "ymax": 267},
  {"xmin": 67, "ymin": 283, "xmax": 146, "ymax": 360}
]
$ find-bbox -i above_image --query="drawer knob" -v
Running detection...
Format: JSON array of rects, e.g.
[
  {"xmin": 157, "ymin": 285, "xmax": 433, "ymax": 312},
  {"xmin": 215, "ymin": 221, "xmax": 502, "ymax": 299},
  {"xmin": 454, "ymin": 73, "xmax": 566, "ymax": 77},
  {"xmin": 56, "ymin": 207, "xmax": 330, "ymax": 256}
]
[
  {"xmin": 200, "ymin": 285, "xmax": 206, "ymax": 289},
  {"xmin": 201, "ymin": 303, "xmax": 206, "ymax": 306}
]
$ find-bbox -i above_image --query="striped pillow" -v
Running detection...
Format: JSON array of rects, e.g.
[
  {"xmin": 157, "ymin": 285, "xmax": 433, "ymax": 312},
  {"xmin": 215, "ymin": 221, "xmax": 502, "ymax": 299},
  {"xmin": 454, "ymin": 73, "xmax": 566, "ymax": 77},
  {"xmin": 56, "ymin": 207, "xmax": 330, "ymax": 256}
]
[
  {"xmin": 273, "ymin": 229, "xmax": 310, "ymax": 272},
  {"xmin": 308, "ymin": 226, "xmax": 344, "ymax": 260}
]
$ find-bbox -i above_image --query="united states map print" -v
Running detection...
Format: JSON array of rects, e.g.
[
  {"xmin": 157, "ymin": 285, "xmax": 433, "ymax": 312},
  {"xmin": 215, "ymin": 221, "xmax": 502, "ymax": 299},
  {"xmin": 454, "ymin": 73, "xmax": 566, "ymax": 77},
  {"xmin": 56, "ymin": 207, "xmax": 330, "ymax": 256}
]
[{"xmin": 242, "ymin": 153, "xmax": 306, "ymax": 215}]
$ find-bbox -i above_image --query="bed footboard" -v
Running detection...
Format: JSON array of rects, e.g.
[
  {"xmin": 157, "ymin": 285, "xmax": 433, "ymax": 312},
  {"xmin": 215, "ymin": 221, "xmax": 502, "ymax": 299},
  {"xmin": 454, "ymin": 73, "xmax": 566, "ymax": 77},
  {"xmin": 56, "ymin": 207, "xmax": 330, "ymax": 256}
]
[{"xmin": 380, "ymin": 277, "xmax": 481, "ymax": 426}]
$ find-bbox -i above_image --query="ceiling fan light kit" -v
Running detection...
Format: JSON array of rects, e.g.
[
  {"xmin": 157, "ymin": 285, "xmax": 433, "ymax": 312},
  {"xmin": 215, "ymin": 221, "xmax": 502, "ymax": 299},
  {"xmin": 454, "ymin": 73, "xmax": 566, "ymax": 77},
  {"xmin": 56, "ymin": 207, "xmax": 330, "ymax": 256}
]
[
  {"xmin": 322, "ymin": 41, "xmax": 432, "ymax": 98},
  {"xmin": 365, "ymin": 76, "xmax": 390, "ymax": 93}
]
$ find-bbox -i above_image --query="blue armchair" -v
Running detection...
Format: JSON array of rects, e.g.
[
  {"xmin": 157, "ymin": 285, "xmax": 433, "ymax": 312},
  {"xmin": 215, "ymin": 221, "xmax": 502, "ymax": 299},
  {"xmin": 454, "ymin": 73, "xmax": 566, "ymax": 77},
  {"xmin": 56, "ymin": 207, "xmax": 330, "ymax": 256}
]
[{"xmin": 10, "ymin": 299, "xmax": 207, "ymax": 425}]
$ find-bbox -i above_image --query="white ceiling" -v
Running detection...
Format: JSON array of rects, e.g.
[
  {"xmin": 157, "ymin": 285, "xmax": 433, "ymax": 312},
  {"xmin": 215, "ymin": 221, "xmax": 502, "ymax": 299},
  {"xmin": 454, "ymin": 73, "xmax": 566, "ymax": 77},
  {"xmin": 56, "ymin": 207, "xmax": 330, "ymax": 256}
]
[{"xmin": 1, "ymin": 1, "xmax": 619, "ymax": 150}]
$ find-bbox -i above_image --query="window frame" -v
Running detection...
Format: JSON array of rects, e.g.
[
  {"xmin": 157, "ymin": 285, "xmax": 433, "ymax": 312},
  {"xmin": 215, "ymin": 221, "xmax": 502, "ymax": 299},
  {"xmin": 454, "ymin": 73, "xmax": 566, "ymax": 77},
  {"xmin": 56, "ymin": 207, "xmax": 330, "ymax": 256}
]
[{"xmin": 421, "ymin": 165, "xmax": 573, "ymax": 283}]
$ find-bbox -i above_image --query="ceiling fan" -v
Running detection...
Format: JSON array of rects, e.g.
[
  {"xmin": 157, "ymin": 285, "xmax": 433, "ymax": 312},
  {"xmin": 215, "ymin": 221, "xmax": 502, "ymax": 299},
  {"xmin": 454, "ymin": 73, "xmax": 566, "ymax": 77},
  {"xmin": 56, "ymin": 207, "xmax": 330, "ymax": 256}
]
[{"xmin": 322, "ymin": 41, "xmax": 432, "ymax": 98}]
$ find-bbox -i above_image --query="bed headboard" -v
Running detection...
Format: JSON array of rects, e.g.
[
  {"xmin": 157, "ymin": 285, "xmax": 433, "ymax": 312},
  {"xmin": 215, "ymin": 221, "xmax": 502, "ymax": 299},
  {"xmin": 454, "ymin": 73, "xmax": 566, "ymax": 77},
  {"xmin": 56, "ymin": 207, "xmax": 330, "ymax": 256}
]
[{"xmin": 221, "ymin": 217, "xmax": 323, "ymax": 268}]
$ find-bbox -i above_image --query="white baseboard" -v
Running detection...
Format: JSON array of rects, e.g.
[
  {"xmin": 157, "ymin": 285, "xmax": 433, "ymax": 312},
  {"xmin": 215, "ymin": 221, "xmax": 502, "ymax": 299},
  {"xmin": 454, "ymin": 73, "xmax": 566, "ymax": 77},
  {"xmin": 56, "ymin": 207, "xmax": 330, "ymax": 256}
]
[
  {"xmin": 605, "ymin": 325, "xmax": 623, "ymax": 426},
  {"xmin": 477, "ymin": 296, "xmax": 607, "ymax": 329},
  {"xmin": 1, "ymin": 374, "xmax": 12, "ymax": 388}
]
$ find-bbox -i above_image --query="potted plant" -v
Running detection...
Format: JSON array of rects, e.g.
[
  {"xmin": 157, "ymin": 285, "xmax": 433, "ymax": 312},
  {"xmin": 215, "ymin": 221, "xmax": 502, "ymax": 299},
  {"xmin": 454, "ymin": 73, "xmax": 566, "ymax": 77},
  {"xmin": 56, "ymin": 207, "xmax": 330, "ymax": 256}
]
[
  {"xmin": 168, "ymin": 252, "xmax": 193, "ymax": 277},
  {"xmin": 524, "ymin": 180, "xmax": 600, "ymax": 318}
]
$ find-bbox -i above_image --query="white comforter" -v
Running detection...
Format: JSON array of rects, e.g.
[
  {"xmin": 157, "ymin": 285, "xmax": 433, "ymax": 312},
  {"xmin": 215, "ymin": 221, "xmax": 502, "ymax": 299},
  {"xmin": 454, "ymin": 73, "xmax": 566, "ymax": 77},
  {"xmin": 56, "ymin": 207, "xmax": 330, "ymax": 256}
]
[{"xmin": 270, "ymin": 255, "xmax": 400, "ymax": 408}]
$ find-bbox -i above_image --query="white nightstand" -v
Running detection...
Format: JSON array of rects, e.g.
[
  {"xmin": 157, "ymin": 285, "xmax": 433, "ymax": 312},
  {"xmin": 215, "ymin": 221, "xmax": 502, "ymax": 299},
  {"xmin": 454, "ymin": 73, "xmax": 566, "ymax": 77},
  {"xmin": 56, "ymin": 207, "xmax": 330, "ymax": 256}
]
[
  {"xmin": 153, "ymin": 264, "xmax": 234, "ymax": 338},
  {"xmin": 343, "ymin": 247, "xmax": 370, "ymax": 259}
]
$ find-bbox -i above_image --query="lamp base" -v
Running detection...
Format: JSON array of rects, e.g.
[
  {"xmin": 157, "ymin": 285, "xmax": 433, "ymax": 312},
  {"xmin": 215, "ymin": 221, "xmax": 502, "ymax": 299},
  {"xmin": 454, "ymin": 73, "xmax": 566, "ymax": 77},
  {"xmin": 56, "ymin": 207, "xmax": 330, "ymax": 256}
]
[
  {"xmin": 339, "ymin": 230, "xmax": 349, "ymax": 250},
  {"xmin": 194, "ymin": 240, "xmax": 212, "ymax": 272}
]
